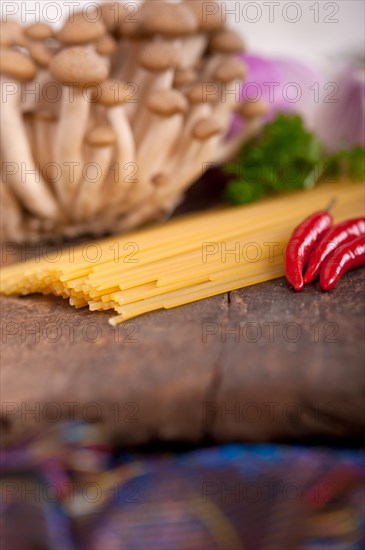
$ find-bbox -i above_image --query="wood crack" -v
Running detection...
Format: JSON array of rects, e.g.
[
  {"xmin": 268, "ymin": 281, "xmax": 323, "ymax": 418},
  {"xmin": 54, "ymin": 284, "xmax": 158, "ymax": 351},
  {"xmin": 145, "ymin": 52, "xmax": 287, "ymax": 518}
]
[{"xmin": 201, "ymin": 292, "xmax": 230, "ymax": 439}]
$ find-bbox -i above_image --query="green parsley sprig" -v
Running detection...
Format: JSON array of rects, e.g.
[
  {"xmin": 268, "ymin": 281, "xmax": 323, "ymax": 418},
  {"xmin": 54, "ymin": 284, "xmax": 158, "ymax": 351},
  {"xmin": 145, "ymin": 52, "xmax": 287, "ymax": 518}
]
[{"xmin": 224, "ymin": 114, "xmax": 365, "ymax": 205}]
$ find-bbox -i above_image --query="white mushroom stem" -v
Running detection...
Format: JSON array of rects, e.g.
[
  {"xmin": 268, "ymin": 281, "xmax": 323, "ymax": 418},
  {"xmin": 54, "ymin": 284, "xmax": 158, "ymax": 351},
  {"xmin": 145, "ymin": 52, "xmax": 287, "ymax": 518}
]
[
  {"xmin": 129, "ymin": 68, "xmax": 176, "ymax": 126},
  {"xmin": 114, "ymin": 0, "xmax": 154, "ymax": 80},
  {"xmin": 118, "ymin": 40, "xmax": 146, "ymax": 83},
  {"xmin": 214, "ymin": 118, "xmax": 265, "ymax": 165},
  {"xmin": 0, "ymin": 77, "xmax": 58, "ymax": 218},
  {"xmin": 138, "ymin": 112, "xmax": 184, "ymax": 183},
  {"xmin": 156, "ymin": 135, "xmax": 222, "ymax": 216},
  {"xmin": 185, "ymin": 102, "xmax": 212, "ymax": 130},
  {"xmin": 119, "ymin": 131, "xmax": 221, "ymax": 230},
  {"xmin": 125, "ymin": 113, "xmax": 180, "ymax": 206},
  {"xmin": 214, "ymin": 78, "xmax": 242, "ymax": 127},
  {"xmin": 201, "ymin": 54, "xmax": 226, "ymax": 80},
  {"xmin": 132, "ymin": 110, "xmax": 155, "ymax": 148},
  {"xmin": 179, "ymin": 34, "xmax": 207, "ymax": 68},
  {"xmin": 217, "ymin": 99, "xmax": 269, "ymax": 166},
  {"xmin": 33, "ymin": 113, "xmax": 56, "ymax": 179},
  {"xmin": 144, "ymin": 67, "xmax": 177, "ymax": 94},
  {"xmin": 105, "ymin": 104, "xmax": 136, "ymax": 200},
  {"xmin": 89, "ymin": 80, "xmax": 137, "ymax": 214},
  {"xmin": 129, "ymin": 88, "xmax": 188, "ymax": 201},
  {"xmin": 132, "ymin": 67, "xmax": 177, "ymax": 144},
  {"xmin": 162, "ymin": 130, "xmax": 222, "ymax": 201},
  {"xmin": 163, "ymin": 102, "xmax": 211, "ymax": 172},
  {"xmin": 20, "ymin": 70, "xmax": 52, "ymax": 114},
  {"xmin": 175, "ymin": 139, "xmax": 203, "ymax": 173},
  {"xmin": 0, "ymin": 182, "xmax": 24, "ymax": 241},
  {"xmin": 111, "ymin": 38, "xmax": 132, "ymax": 78},
  {"xmin": 74, "ymin": 145, "xmax": 114, "ymax": 220},
  {"xmin": 52, "ymin": 86, "xmax": 90, "ymax": 205},
  {"xmin": 123, "ymin": 67, "xmax": 151, "ymax": 121},
  {"xmin": 23, "ymin": 37, "xmax": 56, "ymax": 111},
  {"xmin": 131, "ymin": 70, "xmax": 177, "ymax": 142}
]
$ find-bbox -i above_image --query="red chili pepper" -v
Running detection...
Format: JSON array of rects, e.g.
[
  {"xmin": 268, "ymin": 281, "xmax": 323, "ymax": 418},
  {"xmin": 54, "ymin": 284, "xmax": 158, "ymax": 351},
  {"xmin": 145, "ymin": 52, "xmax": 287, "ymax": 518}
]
[
  {"xmin": 319, "ymin": 235, "xmax": 365, "ymax": 291},
  {"xmin": 285, "ymin": 210, "xmax": 333, "ymax": 291},
  {"xmin": 304, "ymin": 217, "xmax": 365, "ymax": 283}
]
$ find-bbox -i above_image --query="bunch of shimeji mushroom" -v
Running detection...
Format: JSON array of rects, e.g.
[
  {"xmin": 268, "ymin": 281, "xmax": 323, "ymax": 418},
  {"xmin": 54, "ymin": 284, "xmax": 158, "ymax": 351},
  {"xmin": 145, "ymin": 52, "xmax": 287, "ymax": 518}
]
[{"xmin": 0, "ymin": 0, "xmax": 267, "ymax": 242}]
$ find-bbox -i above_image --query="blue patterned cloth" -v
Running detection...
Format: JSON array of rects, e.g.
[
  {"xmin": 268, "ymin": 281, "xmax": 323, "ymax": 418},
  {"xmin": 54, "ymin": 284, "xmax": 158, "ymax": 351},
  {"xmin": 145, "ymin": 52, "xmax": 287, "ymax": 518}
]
[{"xmin": 1, "ymin": 423, "xmax": 364, "ymax": 549}]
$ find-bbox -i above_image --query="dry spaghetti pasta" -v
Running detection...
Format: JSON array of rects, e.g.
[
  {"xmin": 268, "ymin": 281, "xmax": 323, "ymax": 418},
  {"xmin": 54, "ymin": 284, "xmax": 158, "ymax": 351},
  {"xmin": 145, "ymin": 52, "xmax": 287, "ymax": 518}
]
[{"xmin": 1, "ymin": 182, "xmax": 364, "ymax": 325}]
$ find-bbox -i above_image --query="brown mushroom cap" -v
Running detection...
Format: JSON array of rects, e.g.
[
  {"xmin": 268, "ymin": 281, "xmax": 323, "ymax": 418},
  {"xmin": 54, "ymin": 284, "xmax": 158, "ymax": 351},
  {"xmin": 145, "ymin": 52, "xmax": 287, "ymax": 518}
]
[
  {"xmin": 194, "ymin": 58, "xmax": 205, "ymax": 72},
  {"xmin": 147, "ymin": 89, "xmax": 188, "ymax": 117},
  {"xmin": 0, "ymin": 48, "xmax": 37, "ymax": 81},
  {"xmin": 119, "ymin": 19, "xmax": 146, "ymax": 40},
  {"xmin": 57, "ymin": 12, "xmax": 106, "ymax": 44},
  {"xmin": 49, "ymin": 47, "xmax": 109, "ymax": 86},
  {"xmin": 24, "ymin": 23, "xmax": 54, "ymax": 41},
  {"xmin": 119, "ymin": 1, "xmax": 152, "ymax": 40},
  {"xmin": 95, "ymin": 34, "xmax": 118, "ymax": 56},
  {"xmin": 209, "ymin": 30, "xmax": 245, "ymax": 54},
  {"xmin": 184, "ymin": 0, "xmax": 224, "ymax": 32},
  {"xmin": 142, "ymin": 2, "xmax": 199, "ymax": 37},
  {"xmin": 213, "ymin": 58, "xmax": 247, "ymax": 83},
  {"xmin": 0, "ymin": 20, "xmax": 26, "ymax": 47},
  {"xmin": 192, "ymin": 118, "xmax": 222, "ymax": 140},
  {"xmin": 119, "ymin": 20, "xmax": 146, "ymax": 40},
  {"xmin": 152, "ymin": 173, "xmax": 169, "ymax": 187},
  {"xmin": 139, "ymin": 42, "xmax": 180, "ymax": 72},
  {"xmin": 100, "ymin": 2, "xmax": 125, "ymax": 33},
  {"xmin": 173, "ymin": 68, "xmax": 197, "ymax": 88},
  {"xmin": 237, "ymin": 100, "xmax": 269, "ymax": 119},
  {"xmin": 187, "ymin": 82, "xmax": 220, "ymax": 104},
  {"xmin": 28, "ymin": 42, "xmax": 53, "ymax": 68},
  {"xmin": 86, "ymin": 125, "xmax": 117, "ymax": 146},
  {"xmin": 94, "ymin": 79, "xmax": 131, "ymax": 106}
]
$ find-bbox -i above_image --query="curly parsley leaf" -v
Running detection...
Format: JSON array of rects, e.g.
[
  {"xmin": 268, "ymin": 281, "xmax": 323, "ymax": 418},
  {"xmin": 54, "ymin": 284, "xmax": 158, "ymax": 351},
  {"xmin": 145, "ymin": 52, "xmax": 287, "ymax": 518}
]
[{"xmin": 224, "ymin": 113, "xmax": 365, "ymax": 205}]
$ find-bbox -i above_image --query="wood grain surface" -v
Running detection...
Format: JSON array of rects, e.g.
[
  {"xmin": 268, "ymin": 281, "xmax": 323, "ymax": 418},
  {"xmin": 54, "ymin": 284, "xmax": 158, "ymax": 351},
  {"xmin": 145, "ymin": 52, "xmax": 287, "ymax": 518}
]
[{"xmin": 1, "ymin": 176, "xmax": 364, "ymax": 446}]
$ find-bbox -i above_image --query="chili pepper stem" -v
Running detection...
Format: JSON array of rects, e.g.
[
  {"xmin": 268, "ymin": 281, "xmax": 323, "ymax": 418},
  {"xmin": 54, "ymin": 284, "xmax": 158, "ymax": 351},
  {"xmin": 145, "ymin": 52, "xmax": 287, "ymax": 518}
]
[
  {"xmin": 303, "ymin": 161, "xmax": 325, "ymax": 190},
  {"xmin": 325, "ymin": 197, "xmax": 337, "ymax": 212}
]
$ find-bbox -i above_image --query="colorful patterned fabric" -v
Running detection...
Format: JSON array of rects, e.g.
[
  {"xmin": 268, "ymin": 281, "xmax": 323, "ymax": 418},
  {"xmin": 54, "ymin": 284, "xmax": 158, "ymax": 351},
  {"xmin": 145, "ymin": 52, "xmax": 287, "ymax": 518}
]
[{"xmin": 1, "ymin": 423, "xmax": 364, "ymax": 549}]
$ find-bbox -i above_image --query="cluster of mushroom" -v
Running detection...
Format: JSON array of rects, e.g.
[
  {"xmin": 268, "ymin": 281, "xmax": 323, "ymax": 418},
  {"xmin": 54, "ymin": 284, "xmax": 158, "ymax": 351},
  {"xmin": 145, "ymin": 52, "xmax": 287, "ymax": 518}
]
[{"xmin": 0, "ymin": 0, "xmax": 267, "ymax": 242}]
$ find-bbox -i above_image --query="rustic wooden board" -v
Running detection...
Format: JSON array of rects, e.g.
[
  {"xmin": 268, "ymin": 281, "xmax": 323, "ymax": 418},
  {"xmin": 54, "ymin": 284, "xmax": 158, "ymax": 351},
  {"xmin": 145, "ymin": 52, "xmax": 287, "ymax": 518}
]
[{"xmin": 1, "ymin": 177, "xmax": 364, "ymax": 446}]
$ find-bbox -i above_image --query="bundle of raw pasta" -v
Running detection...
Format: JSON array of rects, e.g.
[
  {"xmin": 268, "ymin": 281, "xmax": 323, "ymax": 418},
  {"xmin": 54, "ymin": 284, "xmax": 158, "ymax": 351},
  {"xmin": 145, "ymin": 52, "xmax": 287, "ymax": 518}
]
[
  {"xmin": 0, "ymin": 0, "xmax": 264, "ymax": 242},
  {"xmin": 1, "ymin": 181, "xmax": 363, "ymax": 324}
]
